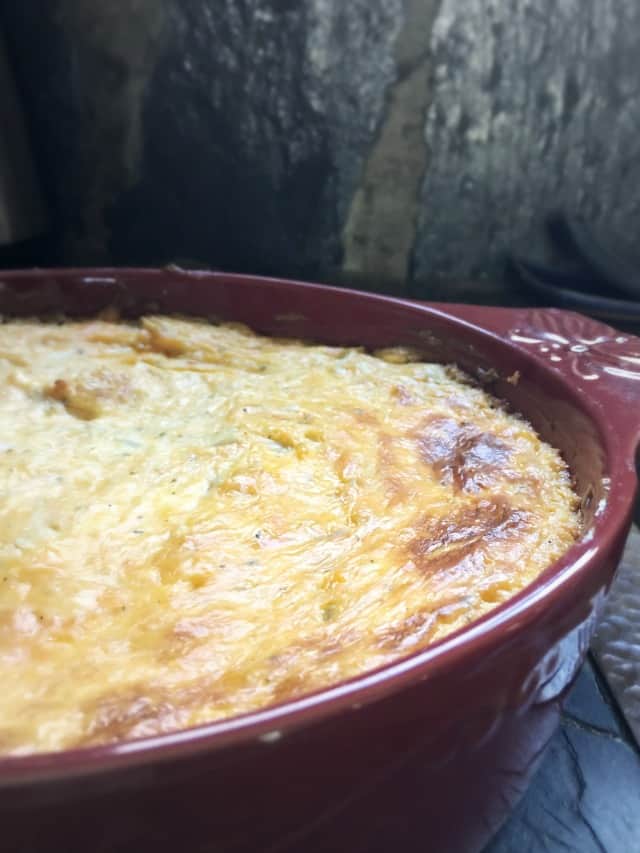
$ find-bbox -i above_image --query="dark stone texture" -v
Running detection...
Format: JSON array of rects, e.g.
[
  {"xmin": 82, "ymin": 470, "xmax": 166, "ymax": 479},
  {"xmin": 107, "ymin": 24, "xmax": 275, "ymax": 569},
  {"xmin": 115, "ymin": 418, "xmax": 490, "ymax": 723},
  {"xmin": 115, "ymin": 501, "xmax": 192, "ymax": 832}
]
[
  {"xmin": 341, "ymin": 0, "xmax": 442, "ymax": 293},
  {"xmin": 109, "ymin": 0, "xmax": 403, "ymax": 278},
  {"xmin": 487, "ymin": 659, "xmax": 640, "ymax": 853},
  {"xmin": 0, "ymin": 2, "xmax": 167, "ymax": 262},
  {"xmin": 412, "ymin": 0, "xmax": 640, "ymax": 295},
  {"xmin": 563, "ymin": 659, "xmax": 623, "ymax": 738},
  {"xmin": 2, "ymin": 0, "xmax": 402, "ymax": 278},
  {"xmin": 4, "ymin": 0, "xmax": 640, "ymax": 296}
]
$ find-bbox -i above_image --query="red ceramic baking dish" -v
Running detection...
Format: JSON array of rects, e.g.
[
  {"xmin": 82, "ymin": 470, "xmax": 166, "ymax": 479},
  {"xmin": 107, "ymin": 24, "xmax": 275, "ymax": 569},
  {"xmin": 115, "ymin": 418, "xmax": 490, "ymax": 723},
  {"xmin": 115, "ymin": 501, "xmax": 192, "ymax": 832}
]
[{"xmin": 0, "ymin": 268, "xmax": 639, "ymax": 853}]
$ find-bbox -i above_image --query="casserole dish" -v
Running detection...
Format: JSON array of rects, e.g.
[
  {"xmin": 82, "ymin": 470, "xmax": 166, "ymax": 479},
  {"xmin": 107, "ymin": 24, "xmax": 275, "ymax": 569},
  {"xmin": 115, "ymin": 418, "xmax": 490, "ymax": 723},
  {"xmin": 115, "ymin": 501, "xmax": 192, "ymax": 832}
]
[{"xmin": 0, "ymin": 268, "xmax": 638, "ymax": 853}]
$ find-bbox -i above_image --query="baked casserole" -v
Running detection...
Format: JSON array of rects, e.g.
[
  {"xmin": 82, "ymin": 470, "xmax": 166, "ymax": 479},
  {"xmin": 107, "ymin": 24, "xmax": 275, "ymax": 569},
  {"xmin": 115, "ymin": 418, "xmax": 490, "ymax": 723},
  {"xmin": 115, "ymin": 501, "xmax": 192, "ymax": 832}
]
[{"xmin": 0, "ymin": 315, "xmax": 579, "ymax": 754}]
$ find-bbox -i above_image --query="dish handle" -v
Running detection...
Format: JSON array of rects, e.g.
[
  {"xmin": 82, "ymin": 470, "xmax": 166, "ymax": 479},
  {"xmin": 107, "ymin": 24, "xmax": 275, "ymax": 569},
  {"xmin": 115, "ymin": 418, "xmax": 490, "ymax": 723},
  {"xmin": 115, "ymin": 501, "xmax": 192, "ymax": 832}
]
[{"xmin": 430, "ymin": 303, "xmax": 640, "ymax": 462}]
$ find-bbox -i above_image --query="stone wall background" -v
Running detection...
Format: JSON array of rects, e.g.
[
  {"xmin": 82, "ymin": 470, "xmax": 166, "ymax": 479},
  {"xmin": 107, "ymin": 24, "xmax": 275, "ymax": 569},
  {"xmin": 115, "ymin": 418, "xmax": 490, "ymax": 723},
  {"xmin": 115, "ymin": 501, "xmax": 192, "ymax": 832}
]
[{"xmin": 2, "ymin": 0, "xmax": 640, "ymax": 298}]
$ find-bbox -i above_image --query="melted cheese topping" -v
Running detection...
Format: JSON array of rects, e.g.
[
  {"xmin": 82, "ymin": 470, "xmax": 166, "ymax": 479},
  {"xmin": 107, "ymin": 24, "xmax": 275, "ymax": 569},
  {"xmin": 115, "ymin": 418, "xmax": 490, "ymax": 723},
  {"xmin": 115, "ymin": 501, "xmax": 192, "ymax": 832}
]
[{"xmin": 0, "ymin": 316, "xmax": 579, "ymax": 754}]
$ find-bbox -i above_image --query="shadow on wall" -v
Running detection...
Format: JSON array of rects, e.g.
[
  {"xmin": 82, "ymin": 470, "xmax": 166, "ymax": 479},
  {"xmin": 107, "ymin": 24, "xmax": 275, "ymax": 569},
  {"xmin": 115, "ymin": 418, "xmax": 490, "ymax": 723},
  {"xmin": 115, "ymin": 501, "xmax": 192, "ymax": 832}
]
[{"xmin": 2, "ymin": 0, "xmax": 640, "ymax": 297}]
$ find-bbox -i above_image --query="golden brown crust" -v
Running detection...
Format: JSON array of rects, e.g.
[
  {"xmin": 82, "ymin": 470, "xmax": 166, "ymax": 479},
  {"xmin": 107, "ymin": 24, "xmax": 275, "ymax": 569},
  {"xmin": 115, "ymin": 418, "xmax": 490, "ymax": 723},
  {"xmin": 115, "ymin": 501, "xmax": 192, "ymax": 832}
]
[
  {"xmin": 408, "ymin": 499, "xmax": 529, "ymax": 574},
  {"xmin": 0, "ymin": 317, "xmax": 579, "ymax": 754},
  {"xmin": 415, "ymin": 416, "xmax": 513, "ymax": 493},
  {"xmin": 44, "ymin": 370, "xmax": 134, "ymax": 419}
]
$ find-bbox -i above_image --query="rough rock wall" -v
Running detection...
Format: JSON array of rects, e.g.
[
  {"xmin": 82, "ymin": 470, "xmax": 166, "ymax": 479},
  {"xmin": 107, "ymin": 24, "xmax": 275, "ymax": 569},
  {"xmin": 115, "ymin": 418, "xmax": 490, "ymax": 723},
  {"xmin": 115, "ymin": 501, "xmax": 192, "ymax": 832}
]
[
  {"xmin": 2, "ymin": 0, "xmax": 640, "ymax": 296},
  {"xmin": 413, "ymin": 0, "xmax": 640, "ymax": 291}
]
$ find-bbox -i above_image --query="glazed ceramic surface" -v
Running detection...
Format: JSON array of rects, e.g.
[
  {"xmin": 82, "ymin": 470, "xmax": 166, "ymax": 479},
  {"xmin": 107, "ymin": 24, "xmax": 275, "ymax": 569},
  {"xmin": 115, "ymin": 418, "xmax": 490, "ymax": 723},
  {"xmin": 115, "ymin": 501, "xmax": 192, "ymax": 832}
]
[{"xmin": 0, "ymin": 269, "xmax": 639, "ymax": 853}]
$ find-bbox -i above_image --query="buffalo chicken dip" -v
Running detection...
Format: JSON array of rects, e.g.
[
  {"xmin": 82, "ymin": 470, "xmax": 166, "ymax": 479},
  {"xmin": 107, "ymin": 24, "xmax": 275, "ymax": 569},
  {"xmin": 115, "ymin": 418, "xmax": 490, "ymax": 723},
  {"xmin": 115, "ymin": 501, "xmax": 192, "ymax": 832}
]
[{"xmin": 0, "ymin": 316, "xmax": 579, "ymax": 753}]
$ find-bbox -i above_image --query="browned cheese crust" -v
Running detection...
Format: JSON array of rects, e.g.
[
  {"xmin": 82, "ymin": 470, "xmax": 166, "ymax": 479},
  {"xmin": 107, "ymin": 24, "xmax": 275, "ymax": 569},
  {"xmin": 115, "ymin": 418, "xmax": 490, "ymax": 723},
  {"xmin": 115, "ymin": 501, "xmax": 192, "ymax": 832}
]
[{"xmin": 0, "ymin": 317, "xmax": 579, "ymax": 753}]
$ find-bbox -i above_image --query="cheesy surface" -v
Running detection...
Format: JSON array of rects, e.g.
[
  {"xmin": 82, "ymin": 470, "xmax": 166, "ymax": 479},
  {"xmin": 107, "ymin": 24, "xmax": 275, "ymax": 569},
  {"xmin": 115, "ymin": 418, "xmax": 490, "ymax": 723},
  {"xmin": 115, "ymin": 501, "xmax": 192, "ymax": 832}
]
[{"xmin": 0, "ymin": 316, "xmax": 579, "ymax": 754}]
